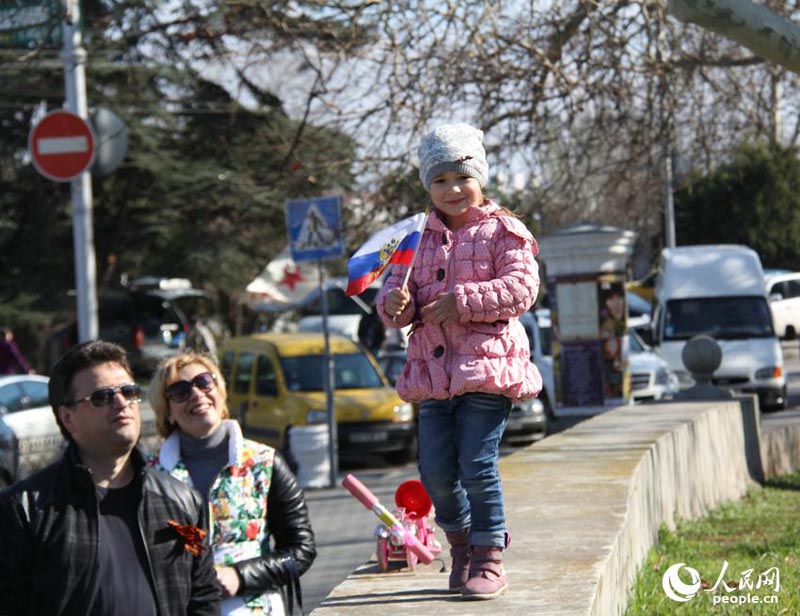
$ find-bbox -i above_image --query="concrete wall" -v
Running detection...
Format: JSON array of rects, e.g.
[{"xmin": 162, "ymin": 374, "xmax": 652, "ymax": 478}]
[
  {"xmin": 761, "ymin": 412, "xmax": 800, "ymax": 479},
  {"xmin": 312, "ymin": 398, "xmax": 786, "ymax": 615}
]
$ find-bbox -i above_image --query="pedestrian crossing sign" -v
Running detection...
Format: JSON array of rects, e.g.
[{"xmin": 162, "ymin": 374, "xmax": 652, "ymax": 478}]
[{"xmin": 286, "ymin": 196, "xmax": 344, "ymax": 262}]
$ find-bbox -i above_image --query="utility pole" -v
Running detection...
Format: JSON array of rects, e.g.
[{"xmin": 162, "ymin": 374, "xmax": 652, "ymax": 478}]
[
  {"xmin": 62, "ymin": 0, "xmax": 98, "ymax": 341},
  {"xmin": 663, "ymin": 142, "xmax": 676, "ymax": 249},
  {"xmin": 656, "ymin": 10, "xmax": 676, "ymax": 249},
  {"xmin": 319, "ymin": 266, "xmax": 339, "ymax": 488}
]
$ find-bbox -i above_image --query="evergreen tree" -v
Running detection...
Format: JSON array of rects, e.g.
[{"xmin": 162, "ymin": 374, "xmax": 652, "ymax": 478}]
[
  {"xmin": 674, "ymin": 141, "xmax": 800, "ymax": 269},
  {"xmin": 0, "ymin": 66, "xmax": 354, "ymax": 307},
  {"xmin": 0, "ymin": 3, "xmax": 358, "ymax": 359}
]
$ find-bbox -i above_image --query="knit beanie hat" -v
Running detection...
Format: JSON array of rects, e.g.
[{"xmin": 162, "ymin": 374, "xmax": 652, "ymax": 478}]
[{"xmin": 417, "ymin": 123, "xmax": 489, "ymax": 191}]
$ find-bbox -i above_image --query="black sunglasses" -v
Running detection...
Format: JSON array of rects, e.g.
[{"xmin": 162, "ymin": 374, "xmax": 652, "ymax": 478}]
[
  {"xmin": 70, "ymin": 384, "xmax": 142, "ymax": 409},
  {"xmin": 166, "ymin": 372, "xmax": 217, "ymax": 403}
]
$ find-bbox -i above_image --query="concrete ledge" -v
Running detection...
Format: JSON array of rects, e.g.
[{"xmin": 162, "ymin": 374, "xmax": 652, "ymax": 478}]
[
  {"xmin": 311, "ymin": 400, "xmax": 764, "ymax": 615},
  {"xmin": 761, "ymin": 409, "xmax": 800, "ymax": 479}
]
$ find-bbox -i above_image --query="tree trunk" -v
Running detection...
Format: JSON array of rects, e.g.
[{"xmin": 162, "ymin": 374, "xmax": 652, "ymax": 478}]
[{"xmin": 669, "ymin": 0, "xmax": 800, "ymax": 74}]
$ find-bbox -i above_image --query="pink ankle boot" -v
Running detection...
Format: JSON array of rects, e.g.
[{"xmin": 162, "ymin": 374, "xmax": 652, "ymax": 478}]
[
  {"xmin": 445, "ymin": 529, "xmax": 470, "ymax": 593},
  {"xmin": 461, "ymin": 546, "xmax": 508, "ymax": 600}
]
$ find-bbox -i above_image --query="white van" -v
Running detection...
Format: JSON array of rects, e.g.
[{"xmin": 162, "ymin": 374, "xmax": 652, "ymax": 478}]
[{"xmin": 652, "ymin": 245, "xmax": 786, "ymax": 411}]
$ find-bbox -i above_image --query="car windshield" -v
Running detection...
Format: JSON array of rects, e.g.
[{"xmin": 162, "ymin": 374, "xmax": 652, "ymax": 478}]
[
  {"xmin": 0, "ymin": 380, "xmax": 49, "ymax": 413},
  {"xmin": 663, "ymin": 296, "xmax": 775, "ymax": 341},
  {"xmin": 281, "ymin": 352, "xmax": 384, "ymax": 391}
]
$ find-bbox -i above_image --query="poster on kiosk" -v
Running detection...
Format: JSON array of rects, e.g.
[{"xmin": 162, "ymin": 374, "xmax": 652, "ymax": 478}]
[{"xmin": 550, "ymin": 274, "xmax": 630, "ymax": 408}]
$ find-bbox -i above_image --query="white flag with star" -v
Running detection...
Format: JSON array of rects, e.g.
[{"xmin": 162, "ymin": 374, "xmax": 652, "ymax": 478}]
[{"xmin": 245, "ymin": 247, "xmax": 325, "ymax": 310}]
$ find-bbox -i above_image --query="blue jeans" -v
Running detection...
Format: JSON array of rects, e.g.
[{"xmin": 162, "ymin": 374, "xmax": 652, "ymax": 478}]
[{"xmin": 417, "ymin": 393, "xmax": 511, "ymax": 548}]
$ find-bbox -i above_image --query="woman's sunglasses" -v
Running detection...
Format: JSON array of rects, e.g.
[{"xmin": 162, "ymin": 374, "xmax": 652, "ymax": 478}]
[
  {"xmin": 70, "ymin": 384, "xmax": 142, "ymax": 409},
  {"xmin": 166, "ymin": 372, "xmax": 217, "ymax": 403}
]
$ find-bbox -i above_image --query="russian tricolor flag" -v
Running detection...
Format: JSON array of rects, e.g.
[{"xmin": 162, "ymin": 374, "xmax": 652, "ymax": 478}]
[{"xmin": 345, "ymin": 212, "xmax": 428, "ymax": 296}]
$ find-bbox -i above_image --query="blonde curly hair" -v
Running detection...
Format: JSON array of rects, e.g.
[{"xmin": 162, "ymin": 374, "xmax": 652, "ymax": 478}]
[{"xmin": 148, "ymin": 351, "xmax": 229, "ymax": 438}]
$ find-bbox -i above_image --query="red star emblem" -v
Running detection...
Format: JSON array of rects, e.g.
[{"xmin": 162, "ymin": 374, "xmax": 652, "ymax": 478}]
[{"xmin": 279, "ymin": 266, "xmax": 304, "ymax": 291}]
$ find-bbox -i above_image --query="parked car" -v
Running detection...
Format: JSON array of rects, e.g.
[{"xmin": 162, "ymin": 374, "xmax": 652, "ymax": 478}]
[
  {"xmin": 519, "ymin": 309, "xmax": 556, "ymax": 419},
  {"xmin": 294, "ymin": 278, "xmax": 410, "ymax": 349},
  {"xmin": 503, "ymin": 397, "xmax": 547, "ymax": 445},
  {"xmin": 376, "ymin": 347, "xmax": 546, "ymax": 445},
  {"xmin": 295, "ymin": 283, "xmax": 375, "ymax": 342},
  {"xmin": 0, "ymin": 375, "xmax": 56, "ymax": 486},
  {"xmin": 45, "ymin": 277, "xmax": 219, "ymax": 377},
  {"xmin": 764, "ymin": 269, "xmax": 800, "ymax": 340},
  {"xmin": 0, "ymin": 374, "xmax": 159, "ymax": 486},
  {"xmin": 105, "ymin": 277, "xmax": 217, "ymax": 375},
  {"xmin": 219, "ymin": 333, "xmax": 417, "ymax": 465},
  {"xmin": 628, "ymin": 328, "xmax": 680, "ymax": 402},
  {"xmin": 652, "ymin": 245, "xmax": 786, "ymax": 411}
]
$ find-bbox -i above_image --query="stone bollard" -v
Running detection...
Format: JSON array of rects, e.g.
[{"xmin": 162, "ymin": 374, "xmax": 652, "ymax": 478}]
[{"xmin": 672, "ymin": 334, "xmax": 734, "ymax": 400}]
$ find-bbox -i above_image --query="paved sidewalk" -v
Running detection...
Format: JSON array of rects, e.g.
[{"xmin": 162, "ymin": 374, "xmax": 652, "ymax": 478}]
[
  {"xmin": 310, "ymin": 400, "xmax": 773, "ymax": 615},
  {"xmin": 302, "ymin": 465, "xmax": 421, "ymax": 612}
]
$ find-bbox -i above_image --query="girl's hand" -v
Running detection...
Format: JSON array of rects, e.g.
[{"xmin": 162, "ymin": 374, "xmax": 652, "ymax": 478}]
[
  {"xmin": 216, "ymin": 566, "xmax": 241, "ymax": 598},
  {"xmin": 421, "ymin": 293, "xmax": 458, "ymax": 324},
  {"xmin": 385, "ymin": 287, "xmax": 411, "ymax": 317}
]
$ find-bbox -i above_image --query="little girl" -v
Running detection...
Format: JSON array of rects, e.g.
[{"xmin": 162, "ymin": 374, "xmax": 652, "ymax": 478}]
[{"xmin": 377, "ymin": 123, "xmax": 542, "ymax": 600}]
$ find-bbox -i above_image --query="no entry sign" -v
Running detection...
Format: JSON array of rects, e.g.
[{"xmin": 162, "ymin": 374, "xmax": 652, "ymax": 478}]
[{"xmin": 29, "ymin": 110, "xmax": 95, "ymax": 181}]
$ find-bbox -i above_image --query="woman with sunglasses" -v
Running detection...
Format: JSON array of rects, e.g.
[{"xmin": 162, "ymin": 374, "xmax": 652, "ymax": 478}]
[{"xmin": 148, "ymin": 352, "xmax": 316, "ymax": 616}]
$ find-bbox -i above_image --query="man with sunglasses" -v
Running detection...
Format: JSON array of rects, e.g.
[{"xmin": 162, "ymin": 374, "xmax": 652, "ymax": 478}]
[{"xmin": 0, "ymin": 340, "xmax": 221, "ymax": 615}]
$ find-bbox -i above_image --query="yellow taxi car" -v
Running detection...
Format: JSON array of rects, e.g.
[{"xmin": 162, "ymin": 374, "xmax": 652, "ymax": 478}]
[{"xmin": 219, "ymin": 333, "xmax": 417, "ymax": 464}]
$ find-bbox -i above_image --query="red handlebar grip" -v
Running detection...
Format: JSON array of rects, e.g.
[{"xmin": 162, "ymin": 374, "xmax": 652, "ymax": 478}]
[{"xmin": 342, "ymin": 473, "xmax": 378, "ymax": 510}]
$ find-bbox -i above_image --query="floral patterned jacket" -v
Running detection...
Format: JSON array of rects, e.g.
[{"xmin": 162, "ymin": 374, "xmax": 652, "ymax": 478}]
[{"xmin": 151, "ymin": 420, "xmax": 316, "ymax": 615}]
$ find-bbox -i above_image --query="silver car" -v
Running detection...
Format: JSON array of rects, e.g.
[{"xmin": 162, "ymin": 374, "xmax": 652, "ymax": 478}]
[
  {"xmin": 628, "ymin": 328, "xmax": 680, "ymax": 402},
  {"xmin": 0, "ymin": 375, "xmax": 60, "ymax": 487}
]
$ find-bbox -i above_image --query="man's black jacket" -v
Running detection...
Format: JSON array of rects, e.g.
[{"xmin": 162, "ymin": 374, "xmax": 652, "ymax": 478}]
[{"xmin": 0, "ymin": 444, "xmax": 221, "ymax": 616}]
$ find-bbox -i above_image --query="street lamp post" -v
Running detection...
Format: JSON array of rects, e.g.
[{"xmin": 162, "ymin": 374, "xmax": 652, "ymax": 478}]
[
  {"xmin": 62, "ymin": 0, "xmax": 98, "ymax": 341},
  {"xmin": 664, "ymin": 141, "xmax": 676, "ymax": 249},
  {"xmin": 656, "ymin": 10, "xmax": 677, "ymax": 249}
]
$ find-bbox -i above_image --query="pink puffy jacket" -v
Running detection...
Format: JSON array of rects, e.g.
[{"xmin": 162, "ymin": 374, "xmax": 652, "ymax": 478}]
[{"xmin": 377, "ymin": 201, "xmax": 542, "ymax": 402}]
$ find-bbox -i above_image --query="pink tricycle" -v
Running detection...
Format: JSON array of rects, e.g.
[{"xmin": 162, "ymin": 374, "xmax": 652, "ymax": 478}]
[{"xmin": 374, "ymin": 480, "xmax": 442, "ymax": 572}]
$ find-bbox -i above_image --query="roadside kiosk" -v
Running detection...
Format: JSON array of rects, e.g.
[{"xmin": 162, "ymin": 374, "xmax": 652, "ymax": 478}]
[{"xmin": 539, "ymin": 223, "xmax": 637, "ymax": 414}]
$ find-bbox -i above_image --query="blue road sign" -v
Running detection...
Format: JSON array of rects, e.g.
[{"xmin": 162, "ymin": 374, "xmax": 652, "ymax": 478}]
[
  {"xmin": 0, "ymin": 1, "xmax": 63, "ymax": 49},
  {"xmin": 286, "ymin": 196, "xmax": 344, "ymax": 262}
]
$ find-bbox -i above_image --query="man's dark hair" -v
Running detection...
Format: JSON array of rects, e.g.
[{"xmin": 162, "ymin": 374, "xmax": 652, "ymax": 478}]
[{"xmin": 49, "ymin": 340, "xmax": 133, "ymax": 439}]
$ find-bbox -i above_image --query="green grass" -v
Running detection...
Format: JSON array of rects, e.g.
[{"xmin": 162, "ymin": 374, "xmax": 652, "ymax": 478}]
[{"xmin": 626, "ymin": 472, "xmax": 800, "ymax": 615}]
